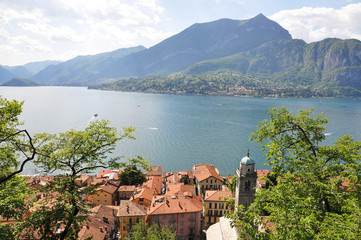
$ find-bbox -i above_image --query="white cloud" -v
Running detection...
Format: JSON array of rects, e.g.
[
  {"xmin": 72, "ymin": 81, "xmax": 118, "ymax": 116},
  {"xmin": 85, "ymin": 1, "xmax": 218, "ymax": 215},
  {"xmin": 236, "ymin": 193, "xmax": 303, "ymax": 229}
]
[{"xmin": 269, "ymin": 3, "xmax": 361, "ymax": 42}]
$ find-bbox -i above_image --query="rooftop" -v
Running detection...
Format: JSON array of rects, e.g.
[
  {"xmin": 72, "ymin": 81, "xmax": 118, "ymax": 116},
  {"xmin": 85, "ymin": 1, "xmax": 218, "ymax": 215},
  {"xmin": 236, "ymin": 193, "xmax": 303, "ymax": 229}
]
[{"xmin": 193, "ymin": 164, "xmax": 223, "ymax": 182}]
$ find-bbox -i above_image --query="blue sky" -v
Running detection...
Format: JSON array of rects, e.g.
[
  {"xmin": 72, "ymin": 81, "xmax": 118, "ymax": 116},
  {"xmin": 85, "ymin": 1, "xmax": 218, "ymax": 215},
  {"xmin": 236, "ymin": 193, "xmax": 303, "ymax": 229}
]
[{"xmin": 1, "ymin": 0, "xmax": 361, "ymax": 66}]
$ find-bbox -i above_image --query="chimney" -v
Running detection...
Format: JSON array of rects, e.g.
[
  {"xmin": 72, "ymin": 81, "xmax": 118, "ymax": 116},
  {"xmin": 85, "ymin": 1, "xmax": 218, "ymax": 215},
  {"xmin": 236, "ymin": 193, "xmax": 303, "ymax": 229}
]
[
  {"xmin": 86, "ymin": 225, "xmax": 89, "ymax": 229},
  {"xmin": 105, "ymin": 226, "xmax": 108, "ymax": 232},
  {"xmin": 100, "ymin": 227, "xmax": 103, "ymax": 232},
  {"xmin": 178, "ymin": 201, "xmax": 183, "ymax": 209},
  {"xmin": 127, "ymin": 205, "xmax": 130, "ymax": 213}
]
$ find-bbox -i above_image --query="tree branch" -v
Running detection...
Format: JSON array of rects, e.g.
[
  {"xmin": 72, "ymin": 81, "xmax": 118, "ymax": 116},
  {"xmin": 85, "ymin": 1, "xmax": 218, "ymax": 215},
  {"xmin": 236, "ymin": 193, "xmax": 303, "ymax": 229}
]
[{"xmin": 0, "ymin": 130, "xmax": 36, "ymax": 184}]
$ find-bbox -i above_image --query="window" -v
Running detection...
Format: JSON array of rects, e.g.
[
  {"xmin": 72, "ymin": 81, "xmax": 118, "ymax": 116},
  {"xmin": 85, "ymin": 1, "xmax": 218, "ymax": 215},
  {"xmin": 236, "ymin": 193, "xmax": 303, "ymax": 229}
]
[
  {"xmin": 219, "ymin": 210, "xmax": 222, "ymax": 216},
  {"xmin": 215, "ymin": 179, "xmax": 217, "ymax": 183},
  {"xmin": 210, "ymin": 179, "xmax": 213, "ymax": 183},
  {"xmin": 123, "ymin": 226, "xmax": 126, "ymax": 231},
  {"xmin": 181, "ymin": 213, "xmax": 184, "ymax": 218},
  {"xmin": 123, "ymin": 219, "xmax": 126, "ymax": 223},
  {"xmin": 208, "ymin": 210, "xmax": 212, "ymax": 216},
  {"xmin": 180, "ymin": 228, "xmax": 184, "ymax": 234},
  {"xmin": 136, "ymin": 218, "xmax": 139, "ymax": 223},
  {"xmin": 181, "ymin": 221, "xmax": 184, "ymax": 226},
  {"xmin": 214, "ymin": 210, "xmax": 218, "ymax": 216},
  {"xmin": 129, "ymin": 218, "xmax": 132, "ymax": 224},
  {"xmin": 209, "ymin": 203, "xmax": 212, "ymax": 209},
  {"xmin": 214, "ymin": 203, "xmax": 217, "ymax": 209},
  {"xmin": 245, "ymin": 180, "xmax": 251, "ymax": 191},
  {"xmin": 206, "ymin": 179, "xmax": 208, "ymax": 183}
]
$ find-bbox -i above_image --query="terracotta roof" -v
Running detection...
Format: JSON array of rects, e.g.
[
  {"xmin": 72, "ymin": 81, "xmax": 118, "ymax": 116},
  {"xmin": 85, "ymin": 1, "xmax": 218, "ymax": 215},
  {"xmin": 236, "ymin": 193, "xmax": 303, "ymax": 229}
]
[
  {"xmin": 78, "ymin": 205, "xmax": 117, "ymax": 240},
  {"xmin": 118, "ymin": 185, "xmax": 136, "ymax": 192},
  {"xmin": 143, "ymin": 166, "xmax": 163, "ymax": 176},
  {"xmin": 132, "ymin": 188, "xmax": 155, "ymax": 202},
  {"xmin": 164, "ymin": 171, "xmax": 195, "ymax": 184},
  {"xmin": 96, "ymin": 169, "xmax": 123, "ymax": 180},
  {"xmin": 117, "ymin": 200, "xmax": 147, "ymax": 217},
  {"xmin": 143, "ymin": 176, "xmax": 162, "ymax": 194},
  {"xmin": 193, "ymin": 164, "xmax": 223, "ymax": 182},
  {"xmin": 96, "ymin": 184, "xmax": 118, "ymax": 195},
  {"xmin": 165, "ymin": 184, "xmax": 195, "ymax": 196},
  {"xmin": 256, "ymin": 170, "xmax": 272, "ymax": 188},
  {"xmin": 204, "ymin": 190, "xmax": 234, "ymax": 201},
  {"xmin": 148, "ymin": 195, "xmax": 203, "ymax": 215}
]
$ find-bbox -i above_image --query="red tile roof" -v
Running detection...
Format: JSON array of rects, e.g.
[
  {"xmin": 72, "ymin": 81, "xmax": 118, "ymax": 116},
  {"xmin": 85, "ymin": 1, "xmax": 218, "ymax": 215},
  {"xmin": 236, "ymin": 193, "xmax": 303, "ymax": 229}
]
[
  {"xmin": 143, "ymin": 176, "xmax": 162, "ymax": 195},
  {"xmin": 165, "ymin": 184, "xmax": 195, "ymax": 196},
  {"xmin": 204, "ymin": 190, "xmax": 234, "ymax": 201},
  {"xmin": 148, "ymin": 195, "xmax": 203, "ymax": 215},
  {"xmin": 117, "ymin": 200, "xmax": 147, "ymax": 217},
  {"xmin": 256, "ymin": 170, "xmax": 272, "ymax": 188},
  {"xmin": 193, "ymin": 164, "xmax": 223, "ymax": 182}
]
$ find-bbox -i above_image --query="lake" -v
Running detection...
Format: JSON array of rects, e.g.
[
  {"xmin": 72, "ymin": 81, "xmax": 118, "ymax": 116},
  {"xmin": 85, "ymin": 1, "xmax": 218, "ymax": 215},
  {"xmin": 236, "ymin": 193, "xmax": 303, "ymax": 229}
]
[{"xmin": 1, "ymin": 86, "xmax": 360, "ymax": 176}]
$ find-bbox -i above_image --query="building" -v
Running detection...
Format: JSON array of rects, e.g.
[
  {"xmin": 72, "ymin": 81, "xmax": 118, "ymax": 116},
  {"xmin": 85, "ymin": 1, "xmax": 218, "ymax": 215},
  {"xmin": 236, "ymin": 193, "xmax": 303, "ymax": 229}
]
[
  {"xmin": 130, "ymin": 188, "xmax": 155, "ymax": 207},
  {"xmin": 235, "ymin": 151, "xmax": 258, "ymax": 209},
  {"xmin": 193, "ymin": 164, "xmax": 223, "ymax": 196},
  {"xmin": 118, "ymin": 185, "xmax": 136, "ymax": 200},
  {"xmin": 203, "ymin": 190, "xmax": 234, "ymax": 229},
  {"xmin": 164, "ymin": 171, "xmax": 195, "ymax": 185},
  {"xmin": 92, "ymin": 183, "xmax": 119, "ymax": 206},
  {"xmin": 148, "ymin": 195, "xmax": 203, "ymax": 240},
  {"xmin": 143, "ymin": 166, "xmax": 163, "ymax": 176},
  {"xmin": 117, "ymin": 200, "xmax": 147, "ymax": 239},
  {"xmin": 165, "ymin": 184, "xmax": 195, "ymax": 197},
  {"xmin": 78, "ymin": 205, "xmax": 119, "ymax": 240},
  {"xmin": 143, "ymin": 175, "xmax": 163, "ymax": 195}
]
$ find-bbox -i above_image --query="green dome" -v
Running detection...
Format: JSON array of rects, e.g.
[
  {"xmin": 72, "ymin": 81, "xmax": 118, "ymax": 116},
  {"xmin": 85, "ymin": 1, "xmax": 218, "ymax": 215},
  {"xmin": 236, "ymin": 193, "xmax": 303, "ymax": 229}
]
[{"xmin": 241, "ymin": 156, "xmax": 254, "ymax": 165}]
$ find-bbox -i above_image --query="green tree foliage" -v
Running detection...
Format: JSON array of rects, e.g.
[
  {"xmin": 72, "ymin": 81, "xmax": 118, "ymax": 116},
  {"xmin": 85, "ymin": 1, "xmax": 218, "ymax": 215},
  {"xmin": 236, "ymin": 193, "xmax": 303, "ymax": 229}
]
[
  {"xmin": 229, "ymin": 107, "xmax": 361, "ymax": 239},
  {"xmin": 119, "ymin": 157, "xmax": 149, "ymax": 186},
  {"xmin": 126, "ymin": 221, "xmax": 177, "ymax": 240},
  {"xmin": 0, "ymin": 96, "xmax": 36, "ymax": 184},
  {"xmin": 0, "ymin": 96, "xmax": 36, "ymax": 238}
]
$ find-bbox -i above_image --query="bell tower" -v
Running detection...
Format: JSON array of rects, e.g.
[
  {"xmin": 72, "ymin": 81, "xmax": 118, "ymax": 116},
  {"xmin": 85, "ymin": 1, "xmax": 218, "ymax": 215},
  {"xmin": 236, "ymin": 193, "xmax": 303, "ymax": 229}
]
[{"xmin": 235, "ymin": 150, "xmax": 258, "ymax": 209}]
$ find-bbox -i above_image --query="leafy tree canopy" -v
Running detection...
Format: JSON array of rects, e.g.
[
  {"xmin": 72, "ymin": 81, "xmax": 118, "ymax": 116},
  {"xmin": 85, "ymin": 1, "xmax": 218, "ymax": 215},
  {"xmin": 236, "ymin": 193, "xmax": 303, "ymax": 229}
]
[
  {"xmin": 126, "ymin": 221, "xmax": 177, "ymax": 240},
  {"xmin": 228, "ymin": 107, "xmax": 361, "ymax": 239}
]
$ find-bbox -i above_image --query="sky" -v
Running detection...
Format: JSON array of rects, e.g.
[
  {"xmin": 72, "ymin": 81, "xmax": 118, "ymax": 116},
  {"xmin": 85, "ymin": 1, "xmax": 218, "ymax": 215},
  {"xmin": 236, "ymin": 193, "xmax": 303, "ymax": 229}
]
[{"xmin": 1, "ymin": 0, "xmax": 361, "ymax": 66}]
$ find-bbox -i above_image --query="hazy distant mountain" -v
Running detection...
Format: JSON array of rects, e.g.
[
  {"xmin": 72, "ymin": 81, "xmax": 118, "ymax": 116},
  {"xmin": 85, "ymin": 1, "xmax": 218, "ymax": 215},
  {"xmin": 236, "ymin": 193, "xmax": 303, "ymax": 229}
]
[
  {"xmin": 2, "ymin": 77, "xmax": 41, "ymax": 86},
  {"xmin": 23, "ymin": 60, "xmax": 61, "ymax": 75},
  {"xmin": 1, "ymin": 60, "xmax": 61, "ymax": 81},
  {"xmin": 33, "ymin": 14, "xmax": 292, "ymax": 86},
  {"xmin": 0, "ymin": 66, "xmax": 15, "ymax": 83},
  {"xmin": 32, "ymin": 46, "xmax": 146, "ymax": 86}
]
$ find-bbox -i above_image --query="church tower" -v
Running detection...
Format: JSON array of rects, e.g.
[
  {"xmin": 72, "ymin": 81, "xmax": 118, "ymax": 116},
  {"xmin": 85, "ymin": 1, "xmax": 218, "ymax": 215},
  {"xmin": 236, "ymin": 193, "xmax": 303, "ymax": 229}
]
[{"xmin": 235, "ymin": 150, "xmax": 258, "ymax": 209}]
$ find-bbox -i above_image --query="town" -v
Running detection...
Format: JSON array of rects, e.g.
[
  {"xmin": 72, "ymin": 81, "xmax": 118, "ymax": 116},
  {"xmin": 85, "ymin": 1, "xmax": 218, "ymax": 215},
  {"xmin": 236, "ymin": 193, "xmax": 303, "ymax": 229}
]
[{"xmin": 21, "ymin": 151, "xmax": 270, "ymax": 240}]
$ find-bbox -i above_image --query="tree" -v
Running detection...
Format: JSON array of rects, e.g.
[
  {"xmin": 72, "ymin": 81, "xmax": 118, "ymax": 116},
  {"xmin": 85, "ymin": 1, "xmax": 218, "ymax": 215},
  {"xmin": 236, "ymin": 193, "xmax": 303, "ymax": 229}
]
[
  {"xmin": 119, "ymin": 157, "xmax": 149, "ymax": 186},
  {"xmin": 19, "ymin": 120, "xmax": 146, "ymax": 239},
  {"xmin": 0, "ymin": 96, "xmax": 36, "ymax": 239},
  {"xmin": 232, "ymin": 107, "xmax": 361, "ymax": 239},
  {"xmin": 126, "ymin": 221, "xmax": 177, "ymax": 240},
  {"xmin": 0, "ymin": 96, "xmax": 36, "ymax": 184}
]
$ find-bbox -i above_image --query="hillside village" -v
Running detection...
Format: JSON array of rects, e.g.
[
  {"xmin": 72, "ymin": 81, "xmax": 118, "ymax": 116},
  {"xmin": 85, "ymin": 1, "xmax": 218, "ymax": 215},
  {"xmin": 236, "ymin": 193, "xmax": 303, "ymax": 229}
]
[{"xmin": 19, "ymin": 152, "xmax": 270, "ymax": 240}]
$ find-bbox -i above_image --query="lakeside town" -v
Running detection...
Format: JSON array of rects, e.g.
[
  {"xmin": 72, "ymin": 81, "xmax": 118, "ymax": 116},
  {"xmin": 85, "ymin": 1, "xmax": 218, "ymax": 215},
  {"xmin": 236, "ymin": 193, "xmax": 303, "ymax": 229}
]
[{"xmin": 17, "ymin": 152, "xmax": 268, "ymax": 240}]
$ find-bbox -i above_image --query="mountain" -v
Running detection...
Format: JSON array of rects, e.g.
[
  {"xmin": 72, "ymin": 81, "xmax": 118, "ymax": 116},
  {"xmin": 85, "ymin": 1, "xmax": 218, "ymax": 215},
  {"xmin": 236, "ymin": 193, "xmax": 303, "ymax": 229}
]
[
  {"xmin": 33, "ymin": 14, "xmax": 291, "ymax": 86},
  {"xmin": 3, "ymin": 66, "xmax": 33, "ymax": 79},
  {"xmin": 105, "ymin": 38, "xmax": 361, "ymax": 97},
  {"xmin": 0, "ymin": 66, "xmax": 15, "ymax": 84},
  {"xmin": 184, "ymin": 38, "xmax": 361, "ymax": 91},
  {"xmin": 2, "ymin": 77, "xmax": 41, "ymax": 86},
  {"xmin": 22, "ymin": 60, "xmax": 62, "ymax": 75},
  {"xmin": 32, "ymin": 46, "xmax": 146, "ymax": 86}
]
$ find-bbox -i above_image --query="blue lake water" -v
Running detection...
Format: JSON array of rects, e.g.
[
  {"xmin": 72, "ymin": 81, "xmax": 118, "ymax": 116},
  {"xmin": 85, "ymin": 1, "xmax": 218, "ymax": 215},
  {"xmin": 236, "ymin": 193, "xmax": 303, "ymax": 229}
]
[{"xmin": 1, "ymin": 86, "xmax": 360, "ymax": 176}]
